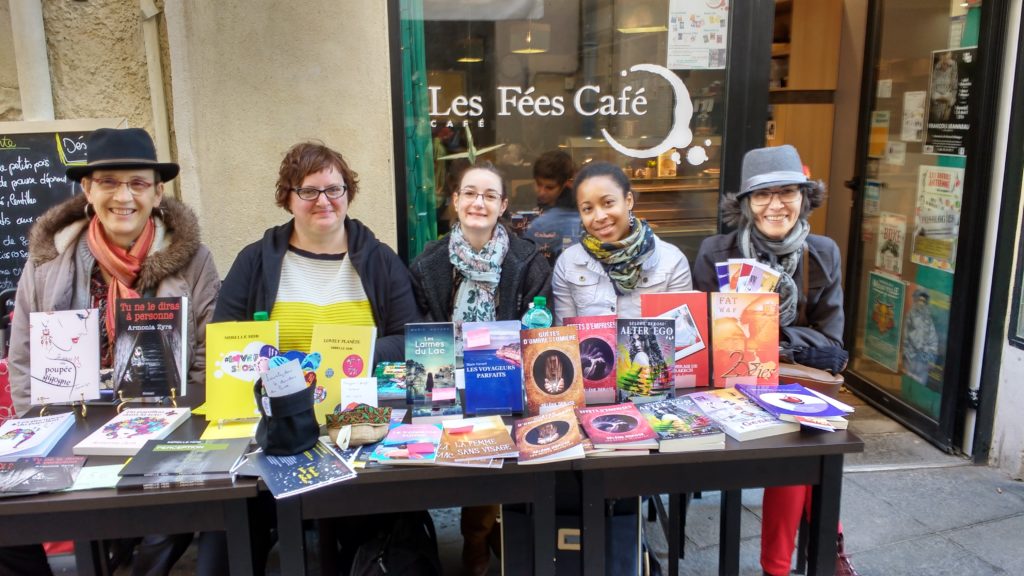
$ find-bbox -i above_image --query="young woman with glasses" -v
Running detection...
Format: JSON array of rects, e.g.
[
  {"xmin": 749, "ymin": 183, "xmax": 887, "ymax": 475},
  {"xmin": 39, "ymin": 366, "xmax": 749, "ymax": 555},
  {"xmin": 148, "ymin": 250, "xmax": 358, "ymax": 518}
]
[
  {"xmin": 409, "ymin": 161, "xmax": 551, "ymax": 576},
  {"xmin": 692, "ymin": 145, "xmax": 857, "ymax": 576}
]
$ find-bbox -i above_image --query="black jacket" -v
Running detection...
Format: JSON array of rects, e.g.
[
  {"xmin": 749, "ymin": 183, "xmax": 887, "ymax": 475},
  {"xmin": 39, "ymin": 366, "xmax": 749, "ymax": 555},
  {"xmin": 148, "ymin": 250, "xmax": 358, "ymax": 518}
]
[
  {"xmin": 693, "ymin": 230, "xmax": 844, "ymax": 350},
  {"xmin": 214, "ymin": 218, "xmax": 421, "ymax": 363},
  {"xmin": 409, "ymin": 229, "xmax": 553, "ymax": 322}
]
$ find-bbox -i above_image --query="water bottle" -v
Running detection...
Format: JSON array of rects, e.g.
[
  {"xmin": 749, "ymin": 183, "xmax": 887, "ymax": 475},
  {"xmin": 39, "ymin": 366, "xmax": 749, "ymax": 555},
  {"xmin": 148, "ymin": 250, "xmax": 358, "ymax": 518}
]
[{"xmin": 521, "ymin": 296, "xmax": 553, "ymax": 329}]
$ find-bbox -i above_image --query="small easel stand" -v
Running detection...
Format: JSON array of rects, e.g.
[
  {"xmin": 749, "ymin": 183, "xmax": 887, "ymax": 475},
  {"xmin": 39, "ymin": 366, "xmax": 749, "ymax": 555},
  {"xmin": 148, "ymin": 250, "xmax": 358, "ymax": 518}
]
[
  {"xmin": 37, "ymin": 393, "xmax": 87, "ymax": 418},
  {"xmin": 115, "ymin": 388, "xmax": 177, "ymax": 413}
]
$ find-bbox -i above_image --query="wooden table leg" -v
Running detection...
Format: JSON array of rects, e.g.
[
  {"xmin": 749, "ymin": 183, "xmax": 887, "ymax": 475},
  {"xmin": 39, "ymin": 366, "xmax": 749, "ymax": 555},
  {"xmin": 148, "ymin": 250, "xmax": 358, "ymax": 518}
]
[
  {"xmin": 668, "ymin": 494, "xmax": 681, "ymax": 576},
  {"xmin": 73, "ymin": 540, "xmax": 102, "ymax": 576},
  {"xmin": 581, "ymin": 470, "xmax": 605, "ymax": 575},
  {"xmin": 277, "ymin": 498, "xmax": 306, "ymax": 575},
  {"xmin": 533, "ymin": 471, "xmax": 556, "ymax": 576},
  {"xmin": 719, "ymin": 489, "xmax": 742, "ymax": 576},
  {"xmin": 808, "ymin": 455, "xmax": 843, "ymax": 576},
  {"xmin": 223, "ymin": 499, "xmax": 254, "ymax": 576}
]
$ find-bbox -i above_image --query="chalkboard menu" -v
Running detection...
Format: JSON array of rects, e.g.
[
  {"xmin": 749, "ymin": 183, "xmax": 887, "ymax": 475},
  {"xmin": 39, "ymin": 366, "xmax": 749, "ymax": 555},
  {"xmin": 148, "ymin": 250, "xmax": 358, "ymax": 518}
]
[{"xmin": 0, "ymin": 130, "xmax": 92, "ymax": 290}]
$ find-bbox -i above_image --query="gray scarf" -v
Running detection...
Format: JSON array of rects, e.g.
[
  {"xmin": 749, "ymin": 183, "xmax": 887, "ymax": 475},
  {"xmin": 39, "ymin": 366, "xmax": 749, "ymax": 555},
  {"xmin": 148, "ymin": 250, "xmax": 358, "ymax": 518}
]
[{"xmin": 738, "ymin": 219, "xmax": 810, "ymax": 327}]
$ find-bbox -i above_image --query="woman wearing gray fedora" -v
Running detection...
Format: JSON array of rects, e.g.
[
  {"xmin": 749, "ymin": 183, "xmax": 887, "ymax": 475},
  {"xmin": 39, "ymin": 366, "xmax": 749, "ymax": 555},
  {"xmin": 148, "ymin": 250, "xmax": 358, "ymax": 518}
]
[
  {"xmin": 693, "ymin": 145, "xmax": 857, "ymax": 576},
  {"xmin": 4, "ymin": 127, "xmax": 219, "ymax": 575}
]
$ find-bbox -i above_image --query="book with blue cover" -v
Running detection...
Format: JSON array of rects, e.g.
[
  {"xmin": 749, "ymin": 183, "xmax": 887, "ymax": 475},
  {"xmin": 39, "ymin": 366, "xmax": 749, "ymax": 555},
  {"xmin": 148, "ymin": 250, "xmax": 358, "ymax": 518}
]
[
  {"xmin": 462, "ymin": 321, "xmax": 524, "ymax": 415},
  {"xmin": 369, "ymin": 422, "xmax": 443, "ymax": 466},
  {"xmin": 0, "ymin": 412, "xmax": 76, "ymax": 462},
  {"xmin": 405, "ymin": 323, "xmax": 461, "ymax": 422},
  {"xmin": 734, "ymin": 383, "xmax": 850, "ymax": 425},
  {"xmin": 251, "ymin": 440, "xmax": 356, "ymax": 499}
]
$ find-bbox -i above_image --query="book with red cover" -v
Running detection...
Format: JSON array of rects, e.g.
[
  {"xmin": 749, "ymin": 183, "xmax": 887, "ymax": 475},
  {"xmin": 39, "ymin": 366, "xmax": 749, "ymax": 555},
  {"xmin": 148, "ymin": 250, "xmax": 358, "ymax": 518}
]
[
  {"xmin": 640, "ymin": 292, "xmax": 710, "ymax": 389},
  {"xmin": 710, "ymin": 293, "xmax": 780, "ymax": 387},
  {"xmin": 563, "ymin": 315, "xmax": 617, "ymax": 405},
  {"xmin": 521, "ymin": 326, "xmax": 585, "ymax": 416},
  {"xmin": 575, "ymin": 403, "xmax": 658, "ymax": 449}
]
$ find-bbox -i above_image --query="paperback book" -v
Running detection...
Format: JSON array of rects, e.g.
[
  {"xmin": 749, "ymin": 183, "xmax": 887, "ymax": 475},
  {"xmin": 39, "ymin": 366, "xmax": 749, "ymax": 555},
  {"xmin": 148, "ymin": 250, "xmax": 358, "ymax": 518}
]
[
  {"xmin": 113, "ymin": 297, "xmax": 188, "ymax": 399},
  {"xmin": 205, "ymin": 320, "xmax": 280, "ymax": 421},
  {"xmin": 462, "ymin": 321, "xmax": 524, "ymax": 415},
  {"xmin": 710, "ymin": 293, "xmax": 780, "ymax": 387},
  {"xmin": 251, "ymin": 440, "xmax": 356, "ymax": 499},
  {"xmin": 405, "ymin": 323, "xmax": 461, "ymax": 422},
  {"xmin": 635, "ymin": 396, "xmax": 725, "ymax": 452},
  {"xmin": 118, "ymin": 438, "xmax": 251, "ymax": 477},
  {"xmin": 311, "ymin": 324, "xmax": 377, "ymax": 421},
  {"xmin": 640, "ymin": 293, "xmax": 710, "ymax": 388},
  {"xmin": 0, "ymin": 456, "xmax": 86, "ymax": 494},
  {"xmin": 735, "ymin": 384, "xmax": 850, "ymax": 429},
  {"xmin": 615, "ymin": 318, "xmax": 675, "ymax": 401},
  {"xmin": 563, "ymin": 315, "xmax": 617, "ymax": 404},
  {"xmin": 513, "ymin": 406, "xmax": 584, "ymax": 464},
  {"xmin": 116, "ymin": 472, "xmax": 235, "ymax": 492},
  {"xmin": 435, "ymin": 415, "xmax": 517, "ymax": 464},
  {"xmin": 521, "ymin": 326, "xmax": 586, "ymax": 415},
  {"xmin": 374, "ymin": 362, "xmax": 407, "ymax": 401},
  {"xmin": 575, "ymin": 403, "xmax": 658, "ymax": 450},
  {"xmin": 73, "ymin": 408, "xmax": 192, "ymax": 457},
  {"xmin": 0, "ymin": 412, "xmax": 76, "ymax": 462},
  {"xmin": 687, "ymin": 389, "xmax": 798, "ymax": 441},
  {"xmin": 29, "ymin": 309, "xmax": 101, "ymax": 406},
  {"xmin": 369, "ymin": 422, "xmax": 443, "ymax": 465}
]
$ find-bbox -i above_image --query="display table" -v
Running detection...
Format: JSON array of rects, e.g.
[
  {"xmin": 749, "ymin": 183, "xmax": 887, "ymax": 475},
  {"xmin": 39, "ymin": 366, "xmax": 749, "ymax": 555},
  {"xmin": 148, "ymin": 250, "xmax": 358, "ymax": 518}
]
[
  {"xmin": 0, "ymin": 406, "xmax": 258, "ymax": 576},
  {"xmin": 574, "ymin": 430, "xmax": 864, "ymax": 576}
]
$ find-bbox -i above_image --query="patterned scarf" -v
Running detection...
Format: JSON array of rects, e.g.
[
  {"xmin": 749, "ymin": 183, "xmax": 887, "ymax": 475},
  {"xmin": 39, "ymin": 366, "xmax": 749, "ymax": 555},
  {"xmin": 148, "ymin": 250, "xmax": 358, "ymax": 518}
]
[
  {"xmin": 580, "ymin": 218, "xmax": 657, "ymax": 295},
  {"xmin": 86, "ymin": 215, "xmax": 156, "ymax": 352},
  {"xmin": 738, "ymin": 219, "xmax": 810, "ymax": 327},
  {"xmin": 449, "ymin": 223, "xmax": 509, "ymax": 327}
]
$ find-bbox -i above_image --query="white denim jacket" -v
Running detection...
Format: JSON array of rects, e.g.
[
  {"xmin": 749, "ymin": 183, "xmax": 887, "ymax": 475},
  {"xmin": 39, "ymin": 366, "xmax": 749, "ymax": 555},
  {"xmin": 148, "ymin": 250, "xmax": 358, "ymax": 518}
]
[{"xmin": 551, "ymin": 237, "xmax": 692, "ymax": 325}]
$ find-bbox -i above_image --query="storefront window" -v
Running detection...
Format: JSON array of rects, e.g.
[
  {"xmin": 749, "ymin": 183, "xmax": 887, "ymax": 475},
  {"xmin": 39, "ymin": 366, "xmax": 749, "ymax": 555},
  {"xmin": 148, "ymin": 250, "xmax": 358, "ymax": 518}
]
[{"xmin": 397, "ymin": 0, "xmax": 730, "ymax": 261}]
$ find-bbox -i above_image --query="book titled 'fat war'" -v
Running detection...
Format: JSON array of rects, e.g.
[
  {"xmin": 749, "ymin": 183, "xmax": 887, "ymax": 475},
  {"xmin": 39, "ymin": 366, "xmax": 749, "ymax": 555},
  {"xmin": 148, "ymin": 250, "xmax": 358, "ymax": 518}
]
[
  {"xmin": 113, "ymin": 297, "xmax": 189, "ymax": 399},
  {"xmin": 521, "ymin": 327, "xmax": 585, "ymax": 416},
  {"xmin": 710, "ymin": 293, "xmax": 780, "ymax": 387}
]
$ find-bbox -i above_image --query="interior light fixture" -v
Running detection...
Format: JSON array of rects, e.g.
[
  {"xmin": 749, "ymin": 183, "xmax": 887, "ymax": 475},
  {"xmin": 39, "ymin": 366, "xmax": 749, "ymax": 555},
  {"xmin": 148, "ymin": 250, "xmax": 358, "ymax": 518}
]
[
  {"xmin": 510, "ymin": 21, "xmax": 550, "ymax": 54},
  {"xmin": 457, "ymin": 37, "xmax": 484, "ymax": 63},
  {"xmin": 616, "ymin": 0, "xmax": 668, "ymax": 34}
]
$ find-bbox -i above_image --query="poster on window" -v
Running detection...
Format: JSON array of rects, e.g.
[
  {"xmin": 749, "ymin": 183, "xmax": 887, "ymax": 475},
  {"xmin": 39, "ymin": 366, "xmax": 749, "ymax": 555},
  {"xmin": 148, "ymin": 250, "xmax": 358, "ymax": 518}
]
[
  {"xmin": 666, "ymin": 0, "xmax": 728, "ymax": 70},
  {"xmin": 900, "ymin": 267, "xmax": 952, "ymax": 407},
  {"xmin": 864, "ymin": 272, "xmax": 906, "ymax": 372},
  {"xmin": 924, "ymin": 47, "xmax": 977, "ymax": 156},
  {"xmin": 911, "ymin": 165, "xmax": 964, "ymax": 271},
  {"xmin": 901, "ymin": 91, "xmax": 927, "ymax": 142},
  {"xmin": 876, "ymin": 212, "xmax": 906, "ymax": 276},
  {"xmin": 868, "ymin": 111, "xmax": 890, "ymax": 158}
]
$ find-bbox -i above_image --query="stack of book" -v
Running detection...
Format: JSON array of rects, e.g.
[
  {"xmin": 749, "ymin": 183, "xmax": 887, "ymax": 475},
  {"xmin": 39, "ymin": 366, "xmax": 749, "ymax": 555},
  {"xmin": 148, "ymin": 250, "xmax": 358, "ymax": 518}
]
[
  {"xmin": 0, "ymin": 456, "xmax": 86, "ymax": 496},
  {"xmin": 576, "ymin": 403, "xmax": 658, "ymax": 456},
  {"xmin": 735, "ymin": 383, "xmax": 853, "ymax": 431},
  {"xmin": 250, "ymin": 440, "xmax": 357, "ymax": 499},
  {"xmin": 116, "ymin": 438, "xmax": 251, "ymax": 491},
  {"xmin": 513, "ymin": 406, "xmax": 585, "ymax": 464},
  {"xmin": 73, "ymin": 407, "xmax": 192, "ymax": 457},
  {"xmin": 0, "ymin": 412, "xmax": 76, "ymax": 462},
  {"xmin": 688, "ymin": 388, "xmax": 799, "ymax": 441},
  {"xmin": 435, "ymin": 415, "xmax": 517, "ymax": 469},
  {"xmin": 636, "ymin": 396, "xmax": 725, "ymax": 452}
]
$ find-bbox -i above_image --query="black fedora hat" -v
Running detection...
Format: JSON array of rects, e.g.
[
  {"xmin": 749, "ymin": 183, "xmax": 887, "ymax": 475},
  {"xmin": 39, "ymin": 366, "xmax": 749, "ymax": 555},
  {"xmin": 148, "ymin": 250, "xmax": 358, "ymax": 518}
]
[{"xmin": 66, "ymin": 128, "xmax": 180, "ymax": 182}]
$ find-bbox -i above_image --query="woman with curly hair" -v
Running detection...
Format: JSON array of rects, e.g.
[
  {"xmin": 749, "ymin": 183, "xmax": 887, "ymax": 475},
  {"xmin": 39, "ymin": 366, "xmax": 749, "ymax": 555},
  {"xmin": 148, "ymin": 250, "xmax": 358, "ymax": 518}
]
[{"xmin": 692, "ymin": 145, "xmax": 857, "ymax": 576}]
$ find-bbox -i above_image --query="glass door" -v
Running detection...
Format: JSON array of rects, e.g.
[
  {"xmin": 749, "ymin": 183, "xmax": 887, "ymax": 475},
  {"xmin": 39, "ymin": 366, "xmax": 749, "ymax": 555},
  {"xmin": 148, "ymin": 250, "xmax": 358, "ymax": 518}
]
[{"xmin": 845, "ymin": 0, "xmax": 1000, "ymax": 449}]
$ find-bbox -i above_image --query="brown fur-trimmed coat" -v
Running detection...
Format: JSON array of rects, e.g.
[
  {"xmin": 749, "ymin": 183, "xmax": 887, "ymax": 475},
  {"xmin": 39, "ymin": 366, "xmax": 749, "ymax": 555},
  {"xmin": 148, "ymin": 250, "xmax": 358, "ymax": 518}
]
[{"xmin": 8, "ymin": 195, "xmax": 220, "ymax": 415}]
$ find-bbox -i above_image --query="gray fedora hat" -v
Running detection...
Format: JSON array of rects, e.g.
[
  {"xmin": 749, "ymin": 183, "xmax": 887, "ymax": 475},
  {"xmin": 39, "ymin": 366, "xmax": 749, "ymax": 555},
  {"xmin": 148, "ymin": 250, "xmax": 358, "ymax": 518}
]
[
  {"xmin": 738, "ymin": 144, "xmax": 808, "ymax": 197},
  {"xmin": 66, "ymin": 128, "xmax": 179, "ymax": 182}
]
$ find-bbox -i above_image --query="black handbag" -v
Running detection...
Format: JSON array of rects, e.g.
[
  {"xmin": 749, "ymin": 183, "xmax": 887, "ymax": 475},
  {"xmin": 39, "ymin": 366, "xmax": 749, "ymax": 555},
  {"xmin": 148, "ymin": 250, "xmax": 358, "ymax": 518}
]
[{"xmin": 253, "ymin": 380, "xmax": 319, "ymax": 455}]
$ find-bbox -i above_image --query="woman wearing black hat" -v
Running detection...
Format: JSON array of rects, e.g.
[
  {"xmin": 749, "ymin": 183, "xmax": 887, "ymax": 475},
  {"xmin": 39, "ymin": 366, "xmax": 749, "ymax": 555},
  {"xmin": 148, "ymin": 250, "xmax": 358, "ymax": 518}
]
[
  {"xmin": 4, "ymin": 128, "xmax": 220, "ymax": 574},
  {"xmin": 693, "ymin": 145, "xmax": 857, "ymax": 576}
]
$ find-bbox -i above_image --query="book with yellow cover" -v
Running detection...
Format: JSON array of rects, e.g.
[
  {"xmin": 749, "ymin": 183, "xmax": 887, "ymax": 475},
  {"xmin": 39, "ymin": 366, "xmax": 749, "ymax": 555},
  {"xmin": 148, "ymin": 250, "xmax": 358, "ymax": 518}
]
[
  {"xmin": 204, "ymin": 321, "xmax": 279, "ymax": 421},
  {"xmin": 310, "ymin": 325, "xmax": 377, "ymax": 422}
]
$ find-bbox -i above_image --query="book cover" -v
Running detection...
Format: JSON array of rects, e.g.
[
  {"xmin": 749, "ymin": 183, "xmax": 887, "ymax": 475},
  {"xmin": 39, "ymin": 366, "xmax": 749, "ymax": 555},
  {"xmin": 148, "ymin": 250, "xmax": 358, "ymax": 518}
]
[
  {"xmin": 0, "ymin": 412, "xmax": 76, "ymax": 462},
  {"xmin": 521, "ymin": 326, "xmax": 586, "ymax": 416},
  {"xmin": 311, "ymin": 324, "xmax": 377, "ymax": 421},
  {"xmin": 29, "ymin": 308, "xmax": 101, "ymax": 406},
  {"xmin": 513, "ymin": 406, "xmax": 585, "ymax": 464},
  {"xmin": 405, "ymin": 323, "xmax": 460, "ymax": 421},
  {"xmin": 710, "ymin": 293, "xmax": 780, "ymax": 387},
  {"xmin": 875, "ymin": 212, "xmax": 907, "ymax": 276},
  {"xmin": 735, "ymin": 383, "xmax": 848, "ymax": 421},
  {"xmin": 575, "ymin": 403, "xmax": 658, "ymax": 449},
  {"xmin": 118, "ymin": 438, "xmax": 251, "ymax": 477},
  {"xmin": 252, "ymin": 440, "xmax": 356, "ymax": 499},
  {"xmin": 0, "ymin": 456, "xmax": 86, "ymax": 493},
  {"xmin": 435, "ymin": 415, "xmax": 518, "ymax": 464},
  {"xmin": 205, "ymin": 320, "xmax": 280, "ymax": 421},
  {"xmin": 635, "ymin": 396, "xmax": 725, "ymax": 452},
  {"xmin": 369, "ymin": 422, "xmax": 443, "ymax": 465},
  {"xmin": 688, "ymin": 389, "xmax": 798, "ymax": 441},
  {"xmin": 113, "ymin": 297, "xmax": 188, "ymax": 399},
  {"xmin": 116, "ymin": 472, "xmax": 234, "ymax": 492},
  {"xmin": 563, "ymin": 315, "xmax": 617, "ymax": 404},
  {"xmin": 640, "ymin": 293, "xmax": 710, "ymax": 389},
  {"xmin": 615, "ymin": 318, "xmax": 675, "ymax": 400},
  {"xmin": 374, "ymin": 362, "xmax": 407, "ymax": 401},
  {"xmin": 72, "ymin": 408, "xmax": 191, "ymax": 457},
  {"xmin": 864, "ymin": 272, "xmax": 906, "ymax": 372},
  {"xmin": 462, "ymin": 321, "xmax": 524, "ymax": 416}
]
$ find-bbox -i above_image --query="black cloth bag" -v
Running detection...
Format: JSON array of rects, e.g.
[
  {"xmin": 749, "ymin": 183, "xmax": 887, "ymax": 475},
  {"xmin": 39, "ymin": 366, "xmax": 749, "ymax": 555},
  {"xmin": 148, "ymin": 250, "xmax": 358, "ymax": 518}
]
[{"xmin": 253, "ymin": 380, "xmax": 319, "ymax": 455}]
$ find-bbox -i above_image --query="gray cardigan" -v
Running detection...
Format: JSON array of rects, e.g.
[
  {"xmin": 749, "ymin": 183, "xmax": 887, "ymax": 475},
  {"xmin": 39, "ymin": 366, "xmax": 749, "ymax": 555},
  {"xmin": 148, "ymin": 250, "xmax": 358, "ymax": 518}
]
[{"xmin": 693, "ymin": 230, "xmax": 844, "ymax": 350}]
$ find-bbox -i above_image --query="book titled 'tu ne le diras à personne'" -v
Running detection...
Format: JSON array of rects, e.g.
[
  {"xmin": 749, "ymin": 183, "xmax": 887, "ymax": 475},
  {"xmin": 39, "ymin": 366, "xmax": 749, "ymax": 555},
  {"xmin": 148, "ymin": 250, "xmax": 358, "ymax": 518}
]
[{"xmin": 113, "ymin": 297, "xmax": 189, "ymax": 399}]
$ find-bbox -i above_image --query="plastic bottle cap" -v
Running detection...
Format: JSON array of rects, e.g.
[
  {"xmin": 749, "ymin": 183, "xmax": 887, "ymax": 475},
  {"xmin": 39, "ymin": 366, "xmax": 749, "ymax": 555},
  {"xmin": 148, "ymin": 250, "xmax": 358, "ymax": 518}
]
[
  {"xmin": 253, "ymin": 311, "xmax": 269, "ymax": 321},
  {"xmin": 533, "ymin": 296, "xmax": 547, "ymax": 308}
]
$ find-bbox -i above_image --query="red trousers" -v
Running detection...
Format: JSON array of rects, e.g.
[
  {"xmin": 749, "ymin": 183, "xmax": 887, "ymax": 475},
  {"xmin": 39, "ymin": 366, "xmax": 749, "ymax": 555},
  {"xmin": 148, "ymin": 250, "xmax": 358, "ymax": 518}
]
[{"xmin": 760, "ymin": 485, "xmax": 844, "ymax": 576}]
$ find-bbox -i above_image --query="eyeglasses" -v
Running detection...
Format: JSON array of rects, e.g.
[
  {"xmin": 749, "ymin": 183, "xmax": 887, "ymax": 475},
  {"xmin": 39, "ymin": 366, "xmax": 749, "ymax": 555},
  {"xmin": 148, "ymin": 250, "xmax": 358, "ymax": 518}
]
[
  {"xmin": 459, "ymin": 188, "xmax": 503, "ymax": 205},
  {"xmin": 749, "ymin": 187, "xmax": 802, "ymax": 206},
  {"xmin": 293, "ymin": 184, "xmax": 348, "ymax": 201},
  {"xmin": 90, "ymin": 177, "xmax": 155, "ymax": 196}
]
